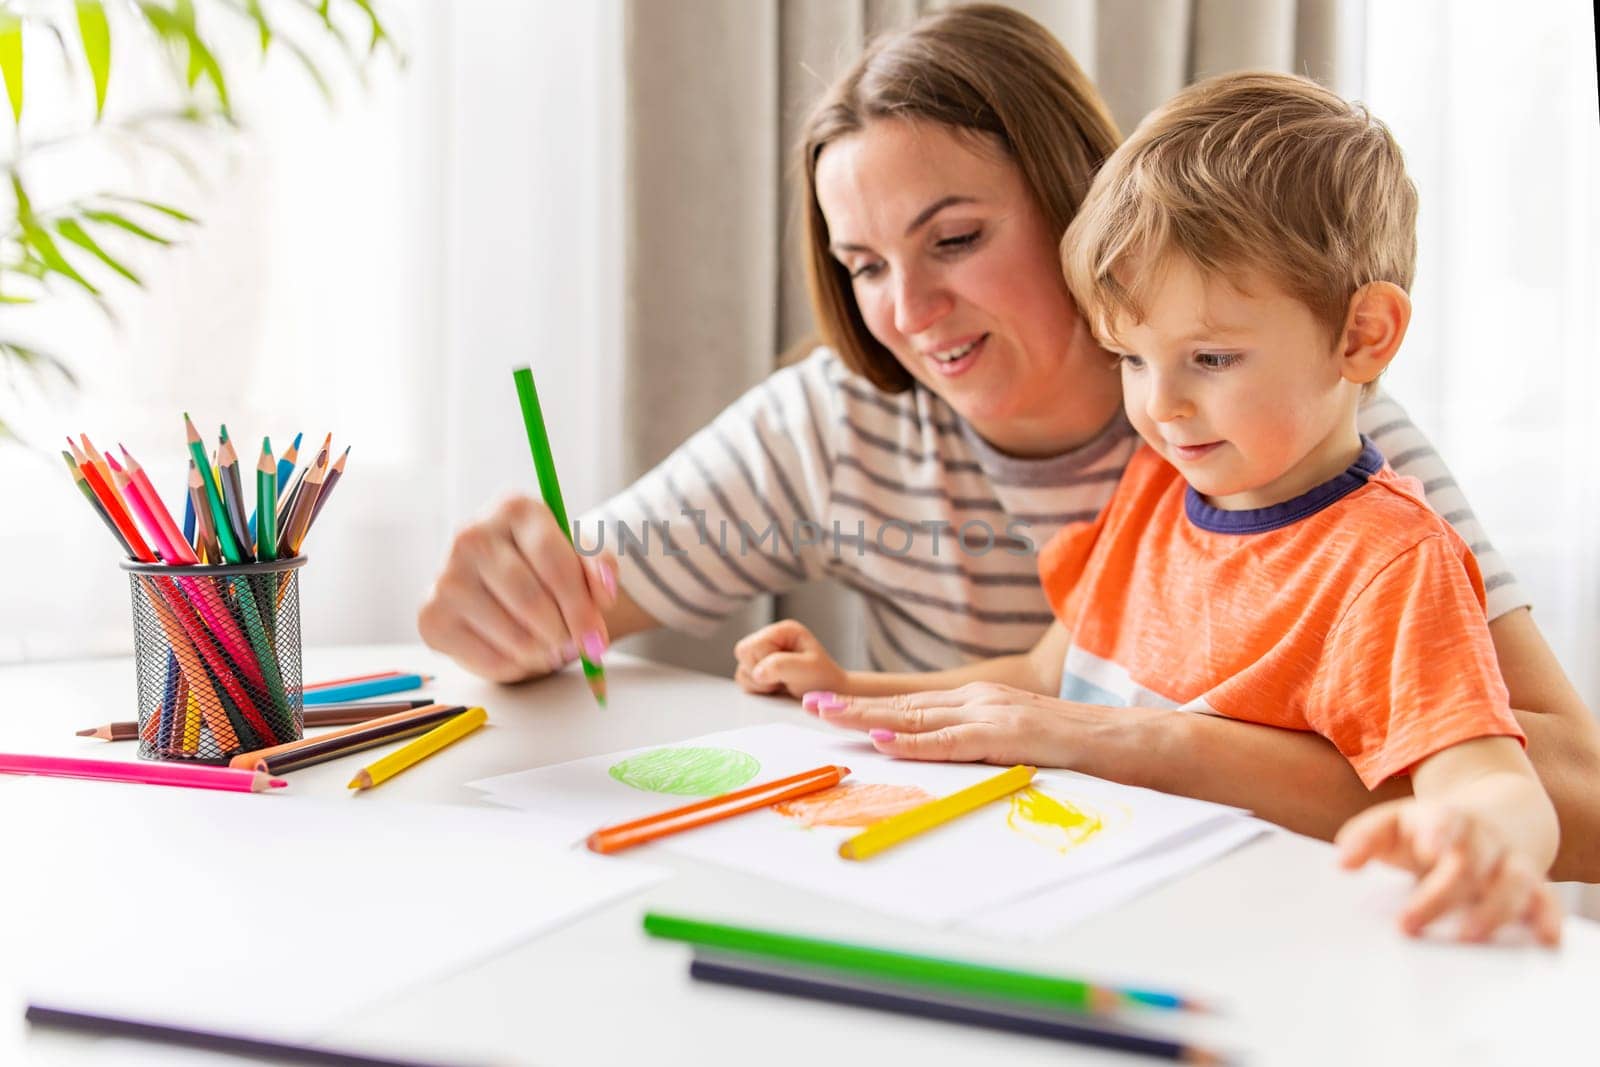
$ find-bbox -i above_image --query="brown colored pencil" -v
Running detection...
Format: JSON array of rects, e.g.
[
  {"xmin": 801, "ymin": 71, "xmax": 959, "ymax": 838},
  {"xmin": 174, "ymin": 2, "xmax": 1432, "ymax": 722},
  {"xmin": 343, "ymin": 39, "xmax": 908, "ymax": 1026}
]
[
  {"xmin": 278, "ymin": 444, "xmax": 327, "ymax": 557},
  {"xmin": 226, "ymin": 703, "xmax": 462, "ymax": 771},
  {"xmin": 187, "ymin": 461, "xmax": 221, "ymax": 564},
  {"xmin": 303, "ymin": 445, "xmax": 348, "ymax": 538},
  {"xmin": 263, "ymin": 714, "xmax": 462, "ymax": 776},
  {"xmin": 76, "ymin": 699, "xmax": 438, "ymax": 742}
]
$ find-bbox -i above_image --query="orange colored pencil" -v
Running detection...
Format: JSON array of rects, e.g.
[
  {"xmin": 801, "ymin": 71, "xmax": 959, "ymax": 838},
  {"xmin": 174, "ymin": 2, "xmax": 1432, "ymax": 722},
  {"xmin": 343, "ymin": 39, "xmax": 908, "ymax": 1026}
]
[
  {"xmin": 71, "ymin": 439, "xmax": 156, "ymax": 562},
  {"xmin": 586, "ymin": 764, "xmax": 851, "ymax": 855}
]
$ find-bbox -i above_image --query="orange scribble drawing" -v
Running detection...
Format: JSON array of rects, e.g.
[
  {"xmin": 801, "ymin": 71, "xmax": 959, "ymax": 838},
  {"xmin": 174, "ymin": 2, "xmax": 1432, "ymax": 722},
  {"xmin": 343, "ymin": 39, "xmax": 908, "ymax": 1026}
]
[{"xmin": 773, "ymin": 782, "xmax": 934, "ymax": 828}]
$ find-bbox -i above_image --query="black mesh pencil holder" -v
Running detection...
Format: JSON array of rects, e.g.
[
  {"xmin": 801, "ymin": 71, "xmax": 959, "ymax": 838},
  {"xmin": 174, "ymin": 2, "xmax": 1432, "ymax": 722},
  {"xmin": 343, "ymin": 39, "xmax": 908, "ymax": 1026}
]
[{"xmin": 122, "ymin": 556, "xmax": 307, "ymax": 763}]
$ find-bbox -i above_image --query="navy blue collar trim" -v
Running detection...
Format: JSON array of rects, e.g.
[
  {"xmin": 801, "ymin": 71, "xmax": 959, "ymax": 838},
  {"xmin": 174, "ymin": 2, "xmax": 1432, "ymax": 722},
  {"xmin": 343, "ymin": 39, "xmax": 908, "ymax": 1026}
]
[{"xmin": 1185, "ymin": 437, "xmax": 1384, "ymax": 535}]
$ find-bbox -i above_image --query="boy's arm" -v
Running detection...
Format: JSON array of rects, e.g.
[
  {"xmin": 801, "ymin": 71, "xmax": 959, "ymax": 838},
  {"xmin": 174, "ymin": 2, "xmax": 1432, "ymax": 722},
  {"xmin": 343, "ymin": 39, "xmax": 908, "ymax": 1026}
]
[
  {"xmin": 1408, "ymin": 736, "xmax": 1560, "ymax": 870},
  {"xmin": 733, "ymin": 619, "xmax": 1068, "ymax": 702},
  {"xmin": 839, "ymin": 619, "xmax": 1070, "ymax": 698},
  {"xmin": 1336, "ymin": 736, "xmax": 1562, "ymax": 944}
]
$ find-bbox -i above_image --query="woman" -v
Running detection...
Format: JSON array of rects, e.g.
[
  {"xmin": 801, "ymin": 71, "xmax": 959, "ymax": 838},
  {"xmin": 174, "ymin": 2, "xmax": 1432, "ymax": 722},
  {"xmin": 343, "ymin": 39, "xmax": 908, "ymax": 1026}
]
[{"xmin": 417, "ymin": 5, "xmax": 1599, "ymax": 879}]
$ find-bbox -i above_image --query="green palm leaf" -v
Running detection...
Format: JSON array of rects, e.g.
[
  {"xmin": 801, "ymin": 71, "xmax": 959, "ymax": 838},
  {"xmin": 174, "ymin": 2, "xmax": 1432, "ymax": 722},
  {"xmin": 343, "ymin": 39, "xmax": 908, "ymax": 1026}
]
[
  {"xmin": 57, "ymin": 218, "xmax": 142, "ymax": 285},
  {"xmin": 0, "ymin": 12, "xmax": 23, "ymax": 124},
  {"xmin": 75, "ymin": 1, "xmax": 111, "ymax": 119}
]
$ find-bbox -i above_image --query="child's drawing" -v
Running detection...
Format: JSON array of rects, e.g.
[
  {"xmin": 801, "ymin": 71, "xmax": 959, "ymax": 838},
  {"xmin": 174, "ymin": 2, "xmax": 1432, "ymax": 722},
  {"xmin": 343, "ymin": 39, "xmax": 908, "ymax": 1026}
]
[
  {"xmin": 1006, "ymin": 787, "xmax": 1121, "ymax": 854},
  {"xmin": 608, "ymin": 747, "xmax": 759, "ymax": 796},
  {"xmin": 773, "ymin": 782, "xmax": 934, "ymax": 827}
]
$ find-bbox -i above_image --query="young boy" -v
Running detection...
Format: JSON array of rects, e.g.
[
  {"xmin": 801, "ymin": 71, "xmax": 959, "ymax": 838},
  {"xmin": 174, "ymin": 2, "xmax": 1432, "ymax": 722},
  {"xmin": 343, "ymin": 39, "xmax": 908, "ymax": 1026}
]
[{"xmin": 734, "ymin": 72, "xmax": 1562, "ymax": 944}]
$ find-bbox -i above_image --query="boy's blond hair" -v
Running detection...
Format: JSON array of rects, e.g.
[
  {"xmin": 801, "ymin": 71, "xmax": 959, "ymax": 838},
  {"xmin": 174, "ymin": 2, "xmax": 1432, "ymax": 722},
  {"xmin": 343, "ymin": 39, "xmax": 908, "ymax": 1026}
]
[{"xmin": 1063, "ymin": 71, "xmax": 1417, "ymax": 353}]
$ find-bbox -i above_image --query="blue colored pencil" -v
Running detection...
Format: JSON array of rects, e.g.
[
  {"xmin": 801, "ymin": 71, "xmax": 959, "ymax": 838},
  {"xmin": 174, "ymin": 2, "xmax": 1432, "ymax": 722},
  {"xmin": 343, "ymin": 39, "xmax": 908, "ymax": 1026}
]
[{"xmin": 300, "ymin": 674, "xmax": 432, "ymax": 705}]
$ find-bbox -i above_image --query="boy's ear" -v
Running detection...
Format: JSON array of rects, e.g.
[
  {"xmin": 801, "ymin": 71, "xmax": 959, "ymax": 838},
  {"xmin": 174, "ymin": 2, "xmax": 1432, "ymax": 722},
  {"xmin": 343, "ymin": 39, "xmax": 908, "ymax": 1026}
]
[{"xmin": 1339, "ymin": 282, "xmax": 1411, "ymax": 385}]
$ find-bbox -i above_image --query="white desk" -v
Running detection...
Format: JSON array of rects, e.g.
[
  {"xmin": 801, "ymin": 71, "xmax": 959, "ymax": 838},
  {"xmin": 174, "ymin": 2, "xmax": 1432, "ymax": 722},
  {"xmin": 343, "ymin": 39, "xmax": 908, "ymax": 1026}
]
[{"xmin": 4, "ymin": 644, "xmax": 1596, "ymax": 1066}]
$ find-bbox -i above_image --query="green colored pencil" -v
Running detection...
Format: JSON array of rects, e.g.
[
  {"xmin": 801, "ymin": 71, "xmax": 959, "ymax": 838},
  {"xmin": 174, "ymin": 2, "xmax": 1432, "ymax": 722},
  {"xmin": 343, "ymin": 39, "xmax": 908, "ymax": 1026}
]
[
  {"xmin": 256, "ymin": 438, "xmax": 278, "ymax": 560},
  {"xmin": 642, "ymin": 912, "xmax": 1207, "ymax": 1016},
  {"xmin": 184, "ymin": 413, "xmax": 243, "ymax": 565},
  {"xmin": 511, "ymin": 366, "xmax": 606, "ymax": 705}
]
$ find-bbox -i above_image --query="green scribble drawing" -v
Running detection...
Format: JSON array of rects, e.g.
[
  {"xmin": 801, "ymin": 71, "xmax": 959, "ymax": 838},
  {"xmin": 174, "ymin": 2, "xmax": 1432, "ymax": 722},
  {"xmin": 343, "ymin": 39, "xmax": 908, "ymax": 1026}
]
[{"xmin": 608, "ymin": 747, "xmax": 760, "ymax": 796}]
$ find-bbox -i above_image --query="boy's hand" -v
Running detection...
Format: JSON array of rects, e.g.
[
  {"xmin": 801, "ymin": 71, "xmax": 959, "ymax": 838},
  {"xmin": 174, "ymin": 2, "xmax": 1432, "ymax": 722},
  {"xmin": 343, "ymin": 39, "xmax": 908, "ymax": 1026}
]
[
  {"xmin": 1336, "ymin": 797, "xmax": 1563, "ymax": 946},
  {"xmin": 733, "ymin": 620, "xmax": 847, "ymax": 698}
]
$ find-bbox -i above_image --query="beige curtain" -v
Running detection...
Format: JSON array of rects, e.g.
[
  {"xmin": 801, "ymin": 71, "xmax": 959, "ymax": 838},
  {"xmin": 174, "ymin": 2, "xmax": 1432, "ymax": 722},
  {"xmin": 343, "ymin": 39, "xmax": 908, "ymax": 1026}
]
[{"xmin": 622, "ymin": 0, "xmax": 1363, "ymax": 675}]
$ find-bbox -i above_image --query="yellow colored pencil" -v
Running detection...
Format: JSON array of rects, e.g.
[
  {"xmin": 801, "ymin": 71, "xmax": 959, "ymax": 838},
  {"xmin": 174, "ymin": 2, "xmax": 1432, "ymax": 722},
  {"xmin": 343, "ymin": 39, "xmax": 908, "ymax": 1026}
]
[
  {"xmin": 347, "ymin": 706, "xmax": 487, "ymax": 790},
  {"xmin": 838, "ymin": 764, "xmax": 1036, "ymax": 861}
]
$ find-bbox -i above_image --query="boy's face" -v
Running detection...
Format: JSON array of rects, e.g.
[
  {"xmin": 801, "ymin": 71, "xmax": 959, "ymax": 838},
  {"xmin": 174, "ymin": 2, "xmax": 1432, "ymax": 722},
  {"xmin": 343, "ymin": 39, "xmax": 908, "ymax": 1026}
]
[{"xmin": 1107, "ymin": 255, "xmax": 1364, "ymax": 510}]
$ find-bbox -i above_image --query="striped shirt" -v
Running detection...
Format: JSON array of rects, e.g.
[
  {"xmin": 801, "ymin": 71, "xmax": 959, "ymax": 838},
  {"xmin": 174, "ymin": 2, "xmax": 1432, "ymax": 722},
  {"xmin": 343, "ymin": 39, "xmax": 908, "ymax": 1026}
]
[{"xmin": 583, "ymin": 348, "xmax": 1527, "ymax": 672}]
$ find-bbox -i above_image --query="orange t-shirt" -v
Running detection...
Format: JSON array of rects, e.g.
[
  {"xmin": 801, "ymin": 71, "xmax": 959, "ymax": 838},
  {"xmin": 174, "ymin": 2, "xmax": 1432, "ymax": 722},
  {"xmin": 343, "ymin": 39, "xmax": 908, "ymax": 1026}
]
[{"xmin": 1039, "ymin": 440, "xmax": 1522, "ymax": 788}]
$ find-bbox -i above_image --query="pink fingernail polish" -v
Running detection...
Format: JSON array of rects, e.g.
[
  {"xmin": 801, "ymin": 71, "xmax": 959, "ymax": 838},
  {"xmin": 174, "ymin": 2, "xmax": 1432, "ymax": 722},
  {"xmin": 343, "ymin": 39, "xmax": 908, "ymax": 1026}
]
[
  {"xmin": 801, "ymin": 691, "xmax": 825, "ymax": 711},
  {"xmin": 582, "ymin": 630, "xmax": 608, "ymax": 661},
  {"xmin": 817, "ymin": 696, "xmax": 847, "ymax": 713},
  {"xmin": 600, "ymin": 564, "xmax": 618, "ymax": 598},
  {"xmin": 869, "ymin": 729, "xmax": 895, "ymax": 742}
]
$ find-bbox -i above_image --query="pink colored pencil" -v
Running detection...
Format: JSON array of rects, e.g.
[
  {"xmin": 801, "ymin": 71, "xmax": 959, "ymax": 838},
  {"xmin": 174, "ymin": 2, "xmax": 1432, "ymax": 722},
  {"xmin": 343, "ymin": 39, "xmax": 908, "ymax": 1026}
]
[
  {"xmin": 0, "ymin": 753, "xmax": 285, "ymax": 793},
  {"xmin": 118, "ymin": 444, "xmax": 199, "ymax": 565}
]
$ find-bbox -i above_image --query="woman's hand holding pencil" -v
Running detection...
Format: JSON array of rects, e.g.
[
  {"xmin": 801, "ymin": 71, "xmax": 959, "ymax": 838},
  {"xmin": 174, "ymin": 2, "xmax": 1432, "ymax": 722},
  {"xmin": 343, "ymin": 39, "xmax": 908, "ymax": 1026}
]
[{"xmin": 417, "ymin": 366, "xmax": 639, "ymax": 699}]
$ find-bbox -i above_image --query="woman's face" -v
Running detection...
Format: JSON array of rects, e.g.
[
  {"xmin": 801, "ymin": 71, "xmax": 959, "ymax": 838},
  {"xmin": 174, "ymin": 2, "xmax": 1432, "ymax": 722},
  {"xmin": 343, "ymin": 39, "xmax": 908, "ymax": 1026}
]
[{"xmin": 814, "ymin": 119, "xmax": 1121, "ymax": 456}]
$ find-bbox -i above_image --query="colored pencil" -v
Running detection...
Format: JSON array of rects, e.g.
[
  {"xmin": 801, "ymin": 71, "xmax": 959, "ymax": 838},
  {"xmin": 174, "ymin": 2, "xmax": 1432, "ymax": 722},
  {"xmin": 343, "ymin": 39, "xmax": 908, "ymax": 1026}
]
[
  {"xmin": 0, "ymin": 752, "xmax": 284, "ymax": 793},
  {"xmin": 278, "ymin": 431, "xmax": 328, "ymax": 537},
  {"xmin": 71, "ymin": 439, "xmax": 156, "ymax": 562},
  {"xmin": 304, "ymin": 670, "xmax": 411, "ymax": 691},
  {"xmin": 644, "ymin": 913, "xmax": 1205, "ymax": 1015},
  {"xmin": 839, "ymin": 764, "xmax": 1036, "ymax": 861},
  {"xmin": 75, "ymin": 432, "xmax": 114, "ymax": 487},
  {"xmin": 118, "ymin": 444, "xmax": 196, "ymax": 564},
  {"xmin": 184, "ymin": 413, "xmax": 243, "ymax": 564},
  {"xmin": 279, "ymin": 439, "xmax": 327, "ymax": 557},
  {"xmin": 304, "ymin": 443, "xmax": 348, "ymax": 537},
  {"xmin": 256, "ymin": 437, "xmax": 278, "ymax": 560},
  {"xmin": 587, "ymin": 764, "xmax": 849, "ymax": 855},
  {"xmin": 347, "ymin": 706, "xmax": 487, "ymax": 789},
  {"xmin": 685, "ymin": 955, "xmax": 1227, "ymax": 1063},
  {"xmin": 512, "ymin": 365, "xmax": 606, "ymax": 705},
  {"xmin": 278, "ymin": 430, "xmax": 301, "ymax": 487},
  {"xmin": 76, "ymin": 699, "xmax": 438, "ymax": 741},
  {"xmin": 106, "ymin": 453, "xmax": 185, "ymax": 564},
  {"xmin": 63, "ymin": 451, "xmax": 134, "ymax": 557},
  {"xmin": 25, "ymin": 1005, "xmax": 454, "ymax": 1067},
  {"xmin": 227, "ymin": 703, "xmax": 462, "ymax": 770},
  {"xmin": 216, "ymin": 428, "xmax": 255, "ymax": 562},
  {"xmin": 251, "ymin": 430, "xmax": 299, "ymax": 544},
  {"xmin": 302, "ymin": 673, "xmax": 433, "ymax": 704},
  {"xmin": 187, "ymin": 461, "xmax": 221, "ymax": 564},
  {"xmin": 256, "ymin": 719, "xmax": 456, "ymax": 776}
]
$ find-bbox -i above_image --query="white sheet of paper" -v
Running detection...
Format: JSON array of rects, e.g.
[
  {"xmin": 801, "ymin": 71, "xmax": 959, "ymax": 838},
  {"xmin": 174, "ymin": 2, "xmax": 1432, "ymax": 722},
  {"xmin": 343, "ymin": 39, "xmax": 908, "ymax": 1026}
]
[
  {"xmin": 469, "ymin": 723, "xmax": 1243, "ymax": 925},
  {"xmin": 0, "ymin": 776, "xmax": 665, "ymax": 1043},
  {"xmin": 959, "ymin": 817, "xmax": 1271, "ymax": 939}
]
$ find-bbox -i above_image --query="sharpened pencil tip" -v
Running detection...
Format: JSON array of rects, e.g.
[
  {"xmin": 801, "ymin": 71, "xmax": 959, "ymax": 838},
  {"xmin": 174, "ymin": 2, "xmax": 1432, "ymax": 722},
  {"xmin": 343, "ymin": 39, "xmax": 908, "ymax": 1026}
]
[
  {"xmin": 74, "ymin": 728, "xmax": 95, "ymax": 737},
  {"xmin": 270, "ymin": 778, "xmax": 288, "ymax": 789}
]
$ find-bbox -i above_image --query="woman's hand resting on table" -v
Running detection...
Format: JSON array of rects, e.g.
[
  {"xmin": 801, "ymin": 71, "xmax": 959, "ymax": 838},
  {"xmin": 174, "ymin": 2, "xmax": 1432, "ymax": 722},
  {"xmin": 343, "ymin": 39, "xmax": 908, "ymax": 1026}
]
[{"xmin": 794, "ymin": 683, "xmax": 1154, "ymax": 771}]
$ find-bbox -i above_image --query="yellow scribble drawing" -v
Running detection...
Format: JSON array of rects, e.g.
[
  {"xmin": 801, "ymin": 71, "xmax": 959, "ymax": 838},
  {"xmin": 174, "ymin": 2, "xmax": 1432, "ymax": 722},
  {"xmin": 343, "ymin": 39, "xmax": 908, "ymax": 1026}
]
[{"xmin": 1006, "ymin": 787, "xmax": 1111, "ymax": 854}]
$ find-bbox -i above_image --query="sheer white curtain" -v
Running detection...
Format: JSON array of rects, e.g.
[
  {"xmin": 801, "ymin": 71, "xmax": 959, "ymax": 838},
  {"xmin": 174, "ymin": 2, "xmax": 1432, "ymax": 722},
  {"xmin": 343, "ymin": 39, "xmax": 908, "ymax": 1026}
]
[
  {"xmin": 1365, "ymin": 1, "xmax": 1600, "ymax": 712},
  {"xmin": 0, "ymin": 0, "xmax": 624, "ymax": 663}
]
